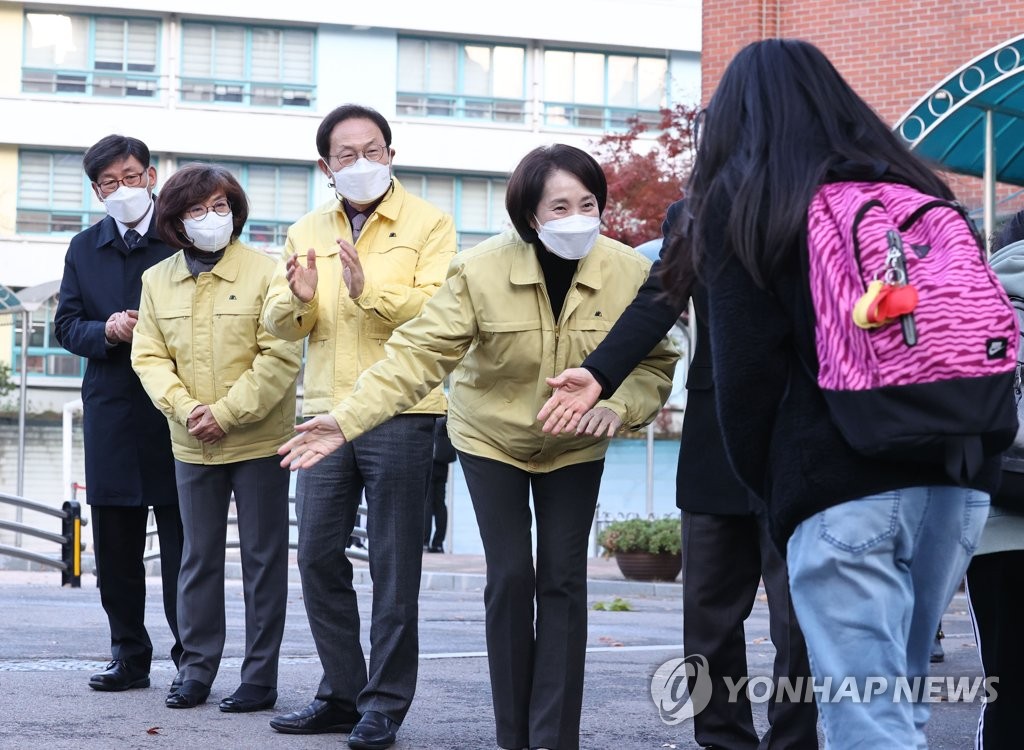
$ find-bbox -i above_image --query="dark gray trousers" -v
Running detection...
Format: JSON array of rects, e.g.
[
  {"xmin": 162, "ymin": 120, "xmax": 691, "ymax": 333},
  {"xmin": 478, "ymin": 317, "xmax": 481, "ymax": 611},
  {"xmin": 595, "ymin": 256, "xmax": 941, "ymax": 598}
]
[
  {"xmin": 295, "ymin": 414, "xmax": 435, "ymax": 723},
  {"xmin": 174, "ymin": 455, "xmax": 290, "ymax": 688}
]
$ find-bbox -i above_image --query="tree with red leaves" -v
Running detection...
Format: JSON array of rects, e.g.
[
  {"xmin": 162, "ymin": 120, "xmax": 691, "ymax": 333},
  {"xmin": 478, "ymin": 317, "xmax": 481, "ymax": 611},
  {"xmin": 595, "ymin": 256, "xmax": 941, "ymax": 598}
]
[{"xmin": 593, "ymin": 103, "xmax": 699, "ymax": 248}]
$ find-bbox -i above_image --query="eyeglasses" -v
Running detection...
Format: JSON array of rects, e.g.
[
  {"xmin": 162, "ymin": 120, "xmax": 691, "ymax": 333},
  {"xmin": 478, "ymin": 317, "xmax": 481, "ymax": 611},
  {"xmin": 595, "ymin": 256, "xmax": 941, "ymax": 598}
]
[
  {"xmin": 186, "ymin": 199, "xmax": 231, "ymax": 221},
  {"xmin": 95, "ymin": 172, "xmax": 147, "ymax": 194},
  {"xmin": 328, "ymin": 144, "xmax": 388, "ymax": 169}
]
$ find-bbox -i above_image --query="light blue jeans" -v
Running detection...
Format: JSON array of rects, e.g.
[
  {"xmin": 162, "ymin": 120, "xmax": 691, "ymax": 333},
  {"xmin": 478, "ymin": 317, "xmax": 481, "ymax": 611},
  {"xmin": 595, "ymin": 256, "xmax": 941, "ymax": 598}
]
[{"xmin": 787, "ymin": 486, "xmax": 990, "ymax": 750}]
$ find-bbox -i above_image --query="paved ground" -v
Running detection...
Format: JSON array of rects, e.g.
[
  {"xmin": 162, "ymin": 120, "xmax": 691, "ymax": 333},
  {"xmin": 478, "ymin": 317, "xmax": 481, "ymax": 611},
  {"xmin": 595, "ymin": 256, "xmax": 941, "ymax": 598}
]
[{"xmin": 0, "ymin": 554, "xmax": 986, "ymax": 749}]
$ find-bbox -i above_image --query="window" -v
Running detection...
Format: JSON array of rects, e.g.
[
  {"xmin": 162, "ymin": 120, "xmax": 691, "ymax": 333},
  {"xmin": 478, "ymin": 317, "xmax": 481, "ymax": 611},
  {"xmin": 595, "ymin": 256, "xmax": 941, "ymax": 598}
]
[
  {"xmin": 16, "ymin": 151, "xmax": 106, "ymax": 234},
  {"xmin": 180, "ymin": 160, "xmax": 314, "ymax": 247},
  {"xmin": 397, "ymin": 172, "xmax": 509, "ymax": 250},
  {"xmin": 22, "ymin": 12, "xmax": 159, "ymax": 98},
  {"xmin": 397, "ymin": 38, "xmax": 526, "ymax": 123},
  {"xmin": 180, "ymin": 22, "xmax": 315, "ymax": 108},
  {"xmin": 11, "ymin": 301, "xmax": 85, "ymax": 378},
  {"xmin": 543, "ymin": 49, "xmax": 667, "ymax": 129}
]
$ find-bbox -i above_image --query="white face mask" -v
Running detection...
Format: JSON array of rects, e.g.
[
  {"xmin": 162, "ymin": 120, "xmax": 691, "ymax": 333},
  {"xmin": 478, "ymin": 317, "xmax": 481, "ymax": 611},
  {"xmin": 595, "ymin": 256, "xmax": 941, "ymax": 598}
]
[
  {"xmin": 331, "ymin": 157, "xmax": 392, "ymax": 204},
  {"xmin": 536, "ymin": 214, "xmax": 601, "ymax": 260},
  {"xmin": 102, "ymin": 176, "xmax": 153, "ymax": 225},
  {"xmin": 182, "ymin": 212, "xmax": 234, "ymax": 253}
]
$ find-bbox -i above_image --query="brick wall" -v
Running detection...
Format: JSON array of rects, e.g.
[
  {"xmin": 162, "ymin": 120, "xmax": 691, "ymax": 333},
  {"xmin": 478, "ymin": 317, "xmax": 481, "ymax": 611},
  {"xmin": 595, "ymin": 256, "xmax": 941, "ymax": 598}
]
[{"xmin": 702, "ymin": 0, "xmax": 1024, "ymax": 219}]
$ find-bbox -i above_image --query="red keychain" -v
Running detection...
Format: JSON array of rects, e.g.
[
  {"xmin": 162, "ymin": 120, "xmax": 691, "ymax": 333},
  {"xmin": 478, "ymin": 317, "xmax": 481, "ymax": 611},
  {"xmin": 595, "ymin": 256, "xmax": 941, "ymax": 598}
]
[{"xmin": 853, "ymin": 279, "xmax": 918, "ymax": 329}]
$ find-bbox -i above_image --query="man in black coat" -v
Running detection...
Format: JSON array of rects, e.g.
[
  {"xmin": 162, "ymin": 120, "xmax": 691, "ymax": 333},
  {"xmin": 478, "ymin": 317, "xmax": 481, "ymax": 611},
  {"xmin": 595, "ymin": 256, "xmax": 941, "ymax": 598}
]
[
  {"xmin": 54, "ymin": 135, "xmax": 183, "ymax": 693},
  {"xmin": 540, "ymin": 200, "xmax": 818, "ymax": 749},
  {"xmin": 423, "ymin": 416, "xmax": 456, "ymax": 553}
]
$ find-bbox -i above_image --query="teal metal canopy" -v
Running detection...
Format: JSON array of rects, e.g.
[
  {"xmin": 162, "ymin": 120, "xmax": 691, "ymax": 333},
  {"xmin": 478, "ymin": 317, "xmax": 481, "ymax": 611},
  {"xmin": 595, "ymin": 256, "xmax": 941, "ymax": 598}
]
[
  {"xmin": 0, "ymin": 284, "xmax": 20, "ymax": 312},
  {"xmin": 895, "ymin": 35, "xmax": 1024, "ymax": 243}
]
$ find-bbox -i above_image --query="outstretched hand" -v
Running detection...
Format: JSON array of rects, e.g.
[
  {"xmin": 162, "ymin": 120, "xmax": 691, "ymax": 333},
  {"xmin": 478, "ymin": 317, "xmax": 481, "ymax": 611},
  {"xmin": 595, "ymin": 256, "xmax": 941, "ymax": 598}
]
[
  {"xmin": 576, "ymin": 406, "xmax": 622, "ymax": 438},
  {"xmin": 537, "ymin": 367, "xmax": 603, "ymax": 434},
  {"xmin": 278, "ymin": 415, "xmax": 347, "ymax": 470}
]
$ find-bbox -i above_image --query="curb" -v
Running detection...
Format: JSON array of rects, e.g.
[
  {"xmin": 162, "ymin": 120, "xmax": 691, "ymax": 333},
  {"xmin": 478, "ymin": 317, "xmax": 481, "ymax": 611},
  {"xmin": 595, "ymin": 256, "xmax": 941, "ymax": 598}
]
[{"xmin": 0, "ymin": 555, "xmax": 682, "ymax": 597}]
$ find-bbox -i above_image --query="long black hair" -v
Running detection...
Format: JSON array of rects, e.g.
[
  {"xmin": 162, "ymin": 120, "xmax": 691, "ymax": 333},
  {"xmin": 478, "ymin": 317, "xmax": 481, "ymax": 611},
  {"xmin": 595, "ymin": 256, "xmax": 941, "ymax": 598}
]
[{"xmin": 670, "ymin": 38, "xmax": 952, "ymax": 292}]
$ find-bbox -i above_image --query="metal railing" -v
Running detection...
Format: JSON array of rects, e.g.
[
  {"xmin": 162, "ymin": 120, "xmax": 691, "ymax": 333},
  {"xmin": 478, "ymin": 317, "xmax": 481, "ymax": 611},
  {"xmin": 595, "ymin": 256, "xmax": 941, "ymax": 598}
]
[
  {"xmin": 139, "ymin": 499, "xmax": 370, "ymax": 563},
  {"xmin": 0, "ymin": 480, "xmax": 367, "ymax": 587},
  {"xmin": 0, "ymin": 492, "xmax": 85, "ymax": 587}
]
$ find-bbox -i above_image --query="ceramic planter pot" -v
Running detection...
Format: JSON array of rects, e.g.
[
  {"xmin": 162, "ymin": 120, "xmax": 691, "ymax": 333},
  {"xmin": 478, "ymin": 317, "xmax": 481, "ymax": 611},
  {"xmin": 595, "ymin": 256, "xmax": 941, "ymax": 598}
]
[{"xmin": 613, "ymin": 551, "xmax": 682, "ymax": 582}]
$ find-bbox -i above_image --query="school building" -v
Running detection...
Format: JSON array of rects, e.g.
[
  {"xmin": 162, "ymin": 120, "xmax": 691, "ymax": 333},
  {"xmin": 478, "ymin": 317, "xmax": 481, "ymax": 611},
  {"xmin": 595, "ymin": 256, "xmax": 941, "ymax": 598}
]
[{"xmin": 0, "ymin": 0, "xmax": 701, "ymax": 409}]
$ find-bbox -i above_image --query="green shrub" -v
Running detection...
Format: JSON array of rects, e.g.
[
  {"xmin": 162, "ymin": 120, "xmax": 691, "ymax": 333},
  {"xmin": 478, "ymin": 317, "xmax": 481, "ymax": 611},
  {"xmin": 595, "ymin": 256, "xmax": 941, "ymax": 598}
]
[
  {"xmin": 597, "ymin": 516, "xmax": 682, "ymax": 557},
  {"xmin": 592, "ymin": 597, "xmax": 633, "ymax": 612},
  {"xmin": 0, "ymin": 364, "xmax": 13, "ymax": 398}
]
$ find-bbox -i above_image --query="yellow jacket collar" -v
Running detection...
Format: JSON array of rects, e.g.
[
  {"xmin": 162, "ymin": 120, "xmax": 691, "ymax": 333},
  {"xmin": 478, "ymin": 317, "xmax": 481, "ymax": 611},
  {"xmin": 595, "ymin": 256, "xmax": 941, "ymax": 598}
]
[
  {"xmin": 169, "ymin": 240, "xmax": 246, "ymax": 283},
  {"xmin": 321, "ymin": 177, "xmax": 407, "ymax": 223},
  {"xmin": 509, "ymin": 237, "xmax": 608, "ymax": 291}
]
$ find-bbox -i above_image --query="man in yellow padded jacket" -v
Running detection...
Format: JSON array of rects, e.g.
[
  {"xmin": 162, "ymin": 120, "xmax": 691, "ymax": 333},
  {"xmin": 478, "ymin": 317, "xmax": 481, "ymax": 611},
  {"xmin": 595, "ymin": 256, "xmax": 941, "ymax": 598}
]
[{"xmin": 263, "ymin": 104, "xmax": 455, "ymax": 750}]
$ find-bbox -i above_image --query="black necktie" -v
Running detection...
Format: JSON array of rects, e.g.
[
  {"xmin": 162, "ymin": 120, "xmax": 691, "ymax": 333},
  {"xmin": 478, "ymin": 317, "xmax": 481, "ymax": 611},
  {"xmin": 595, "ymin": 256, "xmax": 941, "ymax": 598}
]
[{"xmin": 124, "ymin": 229, "xmax": 141, "ymax": 249}]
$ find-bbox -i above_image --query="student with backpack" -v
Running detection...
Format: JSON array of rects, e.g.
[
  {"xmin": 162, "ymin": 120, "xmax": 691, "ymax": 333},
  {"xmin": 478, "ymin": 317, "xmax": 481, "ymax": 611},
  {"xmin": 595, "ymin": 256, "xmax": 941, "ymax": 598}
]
[
  {"xmin": 540, "ymin": 39, "xmax": 1014, "ymax": 748},
  {"xmin": 681, "ymin": 39, "xmax": 1015, "ymax": 748}
]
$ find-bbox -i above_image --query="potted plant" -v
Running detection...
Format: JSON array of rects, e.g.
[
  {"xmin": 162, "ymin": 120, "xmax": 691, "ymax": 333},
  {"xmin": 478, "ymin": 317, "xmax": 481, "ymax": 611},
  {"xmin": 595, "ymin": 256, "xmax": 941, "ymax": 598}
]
[{"xmin": 598, "ymin": 516, "xmax": 682, "ymax": 582}]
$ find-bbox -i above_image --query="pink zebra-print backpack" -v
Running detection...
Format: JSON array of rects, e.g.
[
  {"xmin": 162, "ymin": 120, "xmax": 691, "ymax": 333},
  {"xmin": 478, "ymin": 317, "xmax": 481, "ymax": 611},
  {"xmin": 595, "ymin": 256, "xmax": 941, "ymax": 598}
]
[{"xmin": 806, "ymin": 181, "xmax": 1018, "ymax": 481}]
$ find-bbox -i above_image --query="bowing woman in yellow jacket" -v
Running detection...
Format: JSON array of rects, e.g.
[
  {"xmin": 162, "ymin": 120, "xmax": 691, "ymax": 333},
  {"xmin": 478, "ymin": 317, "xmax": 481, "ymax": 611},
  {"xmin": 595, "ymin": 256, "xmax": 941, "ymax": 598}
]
[
  {"xmin": 131, "ymin": 164, "xmax": 302, "ymax": 713},
  {"xmin": 278, "ymin": 145, "xmax": 678, "ymax": 750}
]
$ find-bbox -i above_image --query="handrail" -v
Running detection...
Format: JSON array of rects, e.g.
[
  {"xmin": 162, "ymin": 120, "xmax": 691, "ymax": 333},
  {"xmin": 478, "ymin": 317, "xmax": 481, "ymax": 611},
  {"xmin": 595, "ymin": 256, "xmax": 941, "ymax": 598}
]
[
  {"xmin": 139, "ymin": 498, "xmax": 370, "ymax": 564},
  {"xmin": 0, "ymin": 519, "xmax": 67, "ymax": 545},
  {"xmin": 2, "ymin": 485, "xmax": 372, "ymax": 586},
  {"xmin": 0, "ymin": 492, "xmax": 69, "ymax": 519},
  {"xmin": 0, "ymin": 545, "xmax": 69, "ymax": 571},
  {"xmin": 0, "ymin": 496, "xmax": 84, "ymax": 587}
]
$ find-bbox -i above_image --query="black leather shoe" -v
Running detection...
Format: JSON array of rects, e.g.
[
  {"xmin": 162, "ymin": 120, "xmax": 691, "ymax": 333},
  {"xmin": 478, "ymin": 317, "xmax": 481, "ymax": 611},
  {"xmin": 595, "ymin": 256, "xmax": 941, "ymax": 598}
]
[
  {"xmin": 88, "ymin": 660, "xmax": 150, "ymax": 692},
  {"xmin": 164, "ymin": 680, "xmax": 210, "ymax": 708},
  {"xmin": 167, "ymin": 671, "xmax": 184, "ymax": 697},
  {"xmin": 269, "ymin": 698, "xmax": 360, "ymax": 734},
  {"xmin": 348, "ymin": 710, "xmax": 399, "ymax": 750},
  {"xmin": 219, "ymin": 684, "xmax": 278, "ymax": 713}
]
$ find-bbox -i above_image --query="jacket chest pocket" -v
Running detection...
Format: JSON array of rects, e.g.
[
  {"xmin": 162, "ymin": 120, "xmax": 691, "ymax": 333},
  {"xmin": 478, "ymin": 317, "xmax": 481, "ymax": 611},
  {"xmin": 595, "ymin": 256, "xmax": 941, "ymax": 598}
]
[
  {"xmin": 476, "ymin": 318, "xmax": 543, "ymax": 375},
  {"xmin": 363, "ymin": 243, "xmax": 421, "ymax": 286},
  {"xmin": 212, "ymin": 304, "xmax": 262, "ymax": 352},
  {"xmin": 153, "ymin": 308, "xmax": 193, "ymax": 358},
  {"xmin": 565, "ymin": 316, "xmax": 613, "ymax": 361}
]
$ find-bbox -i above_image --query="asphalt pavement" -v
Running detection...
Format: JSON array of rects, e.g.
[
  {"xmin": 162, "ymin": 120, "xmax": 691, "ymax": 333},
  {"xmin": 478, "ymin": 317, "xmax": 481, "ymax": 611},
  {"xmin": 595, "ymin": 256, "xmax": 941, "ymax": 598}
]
[{"xmin": 0, "ymin": 554, "xmax": 986, "ymax": 749}]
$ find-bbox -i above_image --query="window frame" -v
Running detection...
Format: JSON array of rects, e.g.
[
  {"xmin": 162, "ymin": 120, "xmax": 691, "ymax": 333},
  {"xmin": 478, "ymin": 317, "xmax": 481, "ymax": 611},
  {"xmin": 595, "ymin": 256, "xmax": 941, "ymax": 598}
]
[
  {"xmin": 178, "ymin": 20, "xmax": 317, "ymax": 109},
  {"xmin": 396, "ymin": 170, "xmax": 510, "ymax": 251},
  {"xmin": 396, "ymin": 36, "xmax": 528, "ymax": 124},
  {"xmin": 15, "ymin": 149, "xmax": 106, "ymax": 235},
  {"xmin": 20, "ymin": 11, "xmax": 162, "ymax": 99},
  {"xmin": 11, "ymin": 300, "xmax": 86, "ymax": 379},
  {"xmin": 541, "ymin": 47, "xmax": 669, "ymax": 130}
]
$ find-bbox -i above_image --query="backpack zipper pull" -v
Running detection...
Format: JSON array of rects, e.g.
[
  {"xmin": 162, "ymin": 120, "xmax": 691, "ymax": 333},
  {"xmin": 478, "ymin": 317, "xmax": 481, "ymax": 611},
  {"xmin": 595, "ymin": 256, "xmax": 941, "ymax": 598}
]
[{"xmin": 886, "ymin": 230, "xmax": 918, "ymax": 346}]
